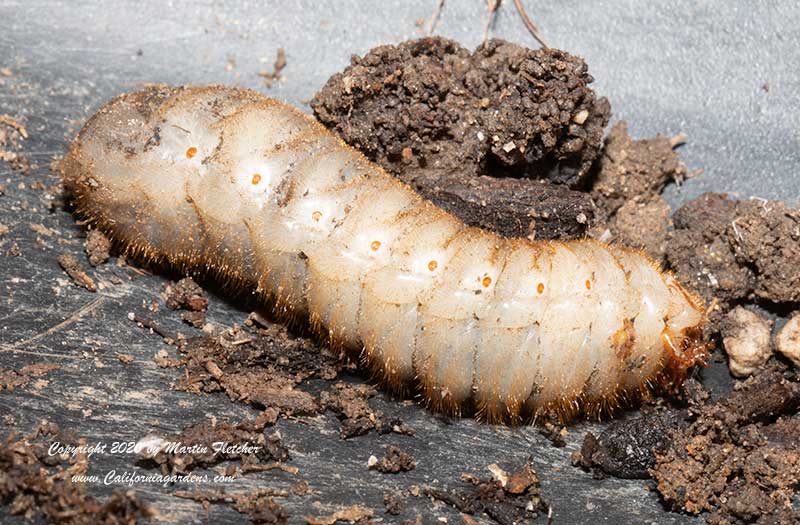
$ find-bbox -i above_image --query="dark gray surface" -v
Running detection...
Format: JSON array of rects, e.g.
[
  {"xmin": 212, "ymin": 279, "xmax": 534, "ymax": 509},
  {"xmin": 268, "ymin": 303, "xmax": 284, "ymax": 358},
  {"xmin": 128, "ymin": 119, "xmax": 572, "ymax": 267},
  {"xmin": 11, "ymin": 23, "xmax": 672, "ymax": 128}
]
[{"xmin": 0, "ymin": 1, "xmax": 794, "ymax": 523}]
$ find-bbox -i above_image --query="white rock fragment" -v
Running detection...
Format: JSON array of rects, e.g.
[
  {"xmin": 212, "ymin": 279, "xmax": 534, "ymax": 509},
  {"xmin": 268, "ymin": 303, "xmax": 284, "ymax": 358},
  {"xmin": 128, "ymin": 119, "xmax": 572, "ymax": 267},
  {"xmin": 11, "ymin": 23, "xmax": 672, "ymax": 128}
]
[
  {"xmin": 721, "ymin": 306, "xmax": 773, "ymax": 377},
  {"xmin": 775, "ymin": 314, "xmax": 800, "ymax": 368},
  {"xmin": 367, "ymin": 454, "xmax": 378, "ymax": 468},
  {"xmin": 502, "ymin": 141, "xmax": 516, "ymax": 153},
  {"xmin": 487, "ymin": 463, "xmax": 508, "ymax": 487},
  {"xmin": 572, "ymin": 109, "xmax": 589, "ymax": 125}
]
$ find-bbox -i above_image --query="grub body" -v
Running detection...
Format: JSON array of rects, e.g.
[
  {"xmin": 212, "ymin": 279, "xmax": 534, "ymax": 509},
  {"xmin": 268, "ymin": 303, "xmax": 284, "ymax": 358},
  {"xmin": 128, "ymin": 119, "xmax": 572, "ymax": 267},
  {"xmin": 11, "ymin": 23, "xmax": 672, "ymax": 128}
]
[{"xmin": 62, "ymin": 86, "xmax": 706, "ymax": 422}]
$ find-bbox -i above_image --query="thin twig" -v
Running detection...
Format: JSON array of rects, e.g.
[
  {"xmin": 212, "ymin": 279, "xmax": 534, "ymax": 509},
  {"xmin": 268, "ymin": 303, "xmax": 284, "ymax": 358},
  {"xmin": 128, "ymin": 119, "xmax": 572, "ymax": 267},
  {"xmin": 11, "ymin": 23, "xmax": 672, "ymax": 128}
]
[
  {"xmin": 483, "ymin": 0, "xmax": 501, "ymax": 44},
  {"xmin": 513, "ymin": 0, "xmax": 549, "ymax": 48},
  {"xmin": 132, "ymin": 313, "xmax": 176, "ymax": 341},
  {"xmin": 427, "ymin": 0, "xmax": 445, "ymax": 36},
  {"xmin": 3, "ymin": 297, "xmax": 106, "ymax": 351}
]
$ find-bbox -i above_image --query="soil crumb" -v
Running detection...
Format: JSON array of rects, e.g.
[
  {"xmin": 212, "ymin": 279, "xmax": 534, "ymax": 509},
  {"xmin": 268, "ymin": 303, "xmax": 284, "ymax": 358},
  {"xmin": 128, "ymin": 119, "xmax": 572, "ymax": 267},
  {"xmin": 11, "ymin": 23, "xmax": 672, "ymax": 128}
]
[
  {"xmin": 164, "ymin": 277, "xmax": 208, "ymax": 327},
  {"xmin": 304, "ymin": 504, "xmax": 373, "ymax": 525},
  {"xmin": 425, "ymin": 458, "xmax": 549, "ymax": 525},
  {"xmin": 720, "ymin": 306, "xmax": 774, "ymax": 377},
  {"xmin": 571, "ymin": 406, "xmax": 684, "ymax": 479},
  {"xmin": 368, "ymin": 445, "xmax": 416, "ymax": 473},
  {"xmin": 650, "ymin": 363, "xmax": 800, "ymax": 523},
  {"xmin": 311, "ymin": 36, "xmax": 610, "ymax": 239},
  {"xmin": 320, "ymin": 382, "xmax": 415, "ymax": 439},
  {"xmin": 0, "ymin": 363, "xmax": 60, "ymax": 392},
  {"xmin": 173, "ymin": 323, "xmax": 412, "ymax": 439},
  {"xmin": 174, "ymin": 324, "xmax": 334, "ymax": 418},
  {"xmin": 175, "ymin": 488, "xmax": 289, "ymax": 524},
  {"xmin": 0, "ymin": 113, "xmax": 31, "ymax": 174},
  {"xmin": 668, "ymin": 193, "xmax": 800, "ymax": 313},
  {"xmin": 0, "ymin": 421, "xmax": 153, "ymax": 524},
  {"xmin": 84, "ymin": 229, "xmax": 111, "ymax": 266},
  {"xmin": 590, "ymin": 121, "xmax": 688, "ymax": 261},
  {"xmin": 776, "ymin": 313, "xmax": 800, "ymax": 368},
  {"xmin": 57, "ymin": 253, "xmax": 97, "ymax": 292},
  {"xmin": 138, "ymin": 417, "xmax": 289, "ymax": 476}
]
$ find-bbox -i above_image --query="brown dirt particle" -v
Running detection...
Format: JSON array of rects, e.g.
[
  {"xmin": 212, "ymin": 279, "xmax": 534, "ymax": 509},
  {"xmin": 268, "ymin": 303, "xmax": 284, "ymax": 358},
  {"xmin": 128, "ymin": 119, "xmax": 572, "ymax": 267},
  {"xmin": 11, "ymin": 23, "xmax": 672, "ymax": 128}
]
[
  {"xmin": 368, "ymin": 445, "xmax": 416, "ymax": 473},
  {"xmin": 84, "ymin": 229, "xmax": 111, "ymax": 266},
  {"xmin": 425, "ymin": 458, "xmax": 548, "ymax": 524},
  {"xmin": 57, "ymin": 253, "xmax": 97, "ymax": 292}
]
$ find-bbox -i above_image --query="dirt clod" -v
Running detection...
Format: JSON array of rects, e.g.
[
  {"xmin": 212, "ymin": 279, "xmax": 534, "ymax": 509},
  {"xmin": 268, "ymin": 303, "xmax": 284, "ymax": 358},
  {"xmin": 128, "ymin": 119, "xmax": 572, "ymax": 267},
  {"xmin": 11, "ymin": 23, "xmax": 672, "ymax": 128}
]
[
  {"xmin": 0, "ymin": 423, "xmax": 153, "ymax": 524},
  {"xmin": 668, "ymin": 193, "xmax": 800, "ymax": 310},
  {"xmin": 589, "ymin": 121, "xmax": 689, "ymax": 261},
  {"xmin": 57, "ymin": 253, "xmax": 97, "ymax": 292},
  {"xmin": 84, "ymin": 229, "xmax": 111, "ymax": 266},
  {"xmin": 571, "ymin": 407, "xmax": 684, "ymax": 479},
  {"xmin": 0, "ymin": 363, "xmax": 60, "ymax": 392},
  {"xmin": 141, "ymin": 418, "xmax": 289, "ymax": 475},
  {"xmin": 164, "ymin": 277, "xmax": 208, "ymax": 327},
  {"xmin": 425, "ymin": 458, "xmax": 548, "ymax": 525},
  {"xmin": 650, "ymin": 363, "xmax": 800, "ymax": 523},
  {"xmin": 312, "ymin": 37, "xmax": 609, "ymax": 187},
  {"xmin": 368, "ymin": 445, "xmax": 416, "ymax": 473},
  {"xmin": 311, "ymin": 37, "xmax": 609, "ymax": 239},
  {"xmin": 720, "ymin": 306, "xmax": 774, "ymax": 377},
  {"xmin": 776, "ymin": 313, "xmax": 800, "ymax": 368}
]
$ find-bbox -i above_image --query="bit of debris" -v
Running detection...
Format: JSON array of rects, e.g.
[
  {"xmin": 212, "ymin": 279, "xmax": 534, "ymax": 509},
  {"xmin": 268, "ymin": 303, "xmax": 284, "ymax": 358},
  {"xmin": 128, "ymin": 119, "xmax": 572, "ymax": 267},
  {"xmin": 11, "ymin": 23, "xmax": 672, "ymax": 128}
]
[
  {"xmin": 0, "ymin": 422, "xmax": 153, "ymax": 523},
  {"xmin": 84, "ymin": 229, "xmax": 111, "ymax": 266},
  {"xmin": 571, "ymin": 407, "xmax": 684, "ymax": 479},
  {"xmin": 164, "ymin": 277, "xmax": 208, "ymax": 327},
  {"xmin": 368, "ymin": 445, "xmax": 416, "ymax": 473},
  {"xmin": 720, "ymin": 306, "xmax": 774, "ymax": 377},
  {"xmin": 57, "ymin": 253, "xmax": 97, "ymax": 292},
  {"xmin": 775, "ymin": 313, "xmax": 800, "ymax": 368},
  {"xmin": 0, "ymin": 363, "xmax": 60, "ymax": 392},
  {"xmin": 259, "ymin": 47, "xmax": 287, "ymax": 87},
  {"xmin": 425, "ymin": 458, "xmax": 549, "ymax": 525},
  {"xmin": 175, "ymin": 488, "xmax": 289, "ymax": 524},
  {"xmin": 304, "ymin": 504, "xmax": 374, "ymax": 525},
  {"xmin": 651, "ymin": 363, "xmax": 800, "ymax": 523}
]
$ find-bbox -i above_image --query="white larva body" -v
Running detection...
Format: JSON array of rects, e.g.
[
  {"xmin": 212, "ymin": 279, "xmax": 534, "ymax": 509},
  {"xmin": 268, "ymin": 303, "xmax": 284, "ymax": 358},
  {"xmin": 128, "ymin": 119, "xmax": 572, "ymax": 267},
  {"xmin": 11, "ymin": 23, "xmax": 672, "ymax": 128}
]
[{"xmin": 62, "ymin": 86, "xmax": 707, "ymax": 422}]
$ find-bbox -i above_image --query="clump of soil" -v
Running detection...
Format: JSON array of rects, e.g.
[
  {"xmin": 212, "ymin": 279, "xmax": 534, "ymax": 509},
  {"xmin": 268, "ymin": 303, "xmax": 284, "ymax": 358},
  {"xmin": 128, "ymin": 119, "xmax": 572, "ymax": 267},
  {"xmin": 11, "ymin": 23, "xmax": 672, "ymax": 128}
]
[
  {"xmin": 0, "ymin": 363, "xmax": 59, "ymax": 392},
  {"xmin": 720, "ymin": 306, "xmax": 773, "ymax": 378},
  {"xmin": 425, "ymin": 458, "xmax": 549, "ymax": 525},
  {"xmin": 173, "ymin": 324, "xmax": 335, "ymax": 419},
  {"xmin": 589, "ymin": 121, "xmax": 688, "ymax": 261},
  {"xmin": 84, "ymin": 229, "xmax": 111, "ymax": 266},
  {"xmin": 170, "ymin": 323, "xmax": 412, "ymax": 439},
  {"xmin": 312, "ymin": 37, "xmax": 610, "ymax": 186},
  {"xmin": 650, "ymin": 363, "xmax": 800, "ymax": 523},
  {"xmin": 0, "ymin": 421, "xmax": 153, "ymax": 524},
  {"xmin": 319, "ymin": 382, "xmax": 414, "ymax": 439},
  {"xmin": 368, "ymin": 445, "xmax": 416, "ymax": 474},
  {"xmin": 668, "ymin": 193, "xmax": 800, "ymax": 311},
  {"xmin": 0, "ymin": 113, "xmax": 31, "ymax": 174},
  {"xmin": 311, "ymin": 36, "xmax": 609, "ymax": 239},
  {"xmin": 175, "ymin": 488, "xmax": 289, "ymax": 524},
  {"xmin": 571, "ymin": 406, "xmax": 685, "ymax": 479},
  {"xmin": 140, "ymin": 418, "xmax": 289, "ymax": 476},
  {"xmin": 57, "ymin": 253, "xmax": 97, "ymax": 292},
  {"xmin": 776, "ymin": 314, "xmax": 800, "ymax": 368},
  {"xmin": 164, "ymin": 277, "xmax": 208, "ymax": 327}
]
